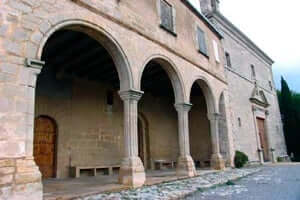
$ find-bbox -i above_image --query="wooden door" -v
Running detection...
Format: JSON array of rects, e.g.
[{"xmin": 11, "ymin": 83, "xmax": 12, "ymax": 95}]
[
  {"xmin": 138, "ymin": 119, "xmax": 144, "ymax": 164},
  {"xmin": 33, "ymin": 116, "xmax": 56, "ymax": 179},
  {"xmin": 256, "ymin": 118, "xmax": 269, "ymax": 161}
]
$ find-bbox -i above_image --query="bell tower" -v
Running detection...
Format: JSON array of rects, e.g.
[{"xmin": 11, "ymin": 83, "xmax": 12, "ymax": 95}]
[{"xmin": 200, "ymin": 0, "xmax": 220, "ymax": 15}]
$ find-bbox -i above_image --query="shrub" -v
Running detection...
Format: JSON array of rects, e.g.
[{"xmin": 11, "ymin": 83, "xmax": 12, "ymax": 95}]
[
  {"xmin": 277, "ymin": 157, "xmax": 284, "ymax": 162},
  {"xmin": 234, "ymin": 151, "xmax": 249, "ymax": 168}
]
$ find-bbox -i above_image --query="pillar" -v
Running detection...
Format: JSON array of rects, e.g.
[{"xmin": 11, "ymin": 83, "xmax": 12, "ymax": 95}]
[
  {"xmin": 208, "ymin": 113, "xmax": 225, "ymax": 170},
  {"xmin": 175, "ymin": 103, "xmax": 196, "ymax": 177},
  {"xmin": 0, "ymin": 58, "xmax": 44, "ymax": 200},
  {"xmin": 118, "ymin": 90, "xmax": 145, "ymax": 188}
]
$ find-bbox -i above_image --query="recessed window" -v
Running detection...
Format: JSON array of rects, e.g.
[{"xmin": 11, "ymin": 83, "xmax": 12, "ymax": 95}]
[
  {"xmin": 160, "ymin": 0, "xmax": 175, "ymax": 35},
  {"xmin": 251, "ymin": 65, "xmax": 256, "ymax": 80},
  {"xmin": 106, "ymin": 90, "xmax": 114, "ymax": 106},
  {"xmin": 213, "ymin": 40, "xmax": 220, "ymax": 63},
  {"xmin": 238, "ymin": 117, "xmax": 242, "ymax": 127},
  {"xmin": 197, "ymin": 27, "xmax": 208, "ymax": 57},
  {"xmin": 269, "ymin": 80, "xmax": 273, "ymax": 91},
  {"xmin": 225, "ymin": 52, "xmax": 231, "ymax": 67}
]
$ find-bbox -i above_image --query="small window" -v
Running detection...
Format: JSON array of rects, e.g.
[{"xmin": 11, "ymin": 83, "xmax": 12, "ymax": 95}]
[
  {"xmin": 269, "ymin": 80, "xmax": 273, "ymax": 91},
  {"xmin": 238, "ymin": 117, "xmax": 242, "ymax": 127},
  {"xmin": 251, "ymin": 65, "xmax": 256, "ymax": 79},
  {"xmin": 106, "ymin": 90, "xmax": 114, "ymax": 105},
  {"xmin": 213, "ymin": 40, "xmax": 220, "ymax": 63},
  {"xmin": 197, "ymin": 27, "xmax": 208, "ymax": 56},
  {"xmin": 160, "ymin": 0, "xmax": 175, "ymax": 34},
  {"xmin": 225, "ymin": 52, "xmax": 231, "ymax": 67}
]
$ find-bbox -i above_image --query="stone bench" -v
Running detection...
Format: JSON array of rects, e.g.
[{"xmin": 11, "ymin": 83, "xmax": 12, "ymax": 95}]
[
  {"xmin": 71, "ymin": 165, "xmax": 120, "ymax": 178},
  {"xmin": 154, "ymin": 160, "xmax": 176, "ymax": 170}
]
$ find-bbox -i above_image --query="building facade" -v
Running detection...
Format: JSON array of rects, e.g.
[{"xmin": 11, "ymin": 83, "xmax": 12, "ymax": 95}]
[
  {"xmin": 0, "ymin": 0, "xmax": 286, "ymax": 199},
  {"xmin": 200, "ymin": 0, "xmax": 287, "ymax": 163}
]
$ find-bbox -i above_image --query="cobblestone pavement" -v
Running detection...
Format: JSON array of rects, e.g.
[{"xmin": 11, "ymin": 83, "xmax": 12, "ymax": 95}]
[
  {"xmin": 185, "ymin": 164, "xmax": 300, "ymax": 200},
  {"xmin": 73, "ymin": 167, "xmax": 260, "ymax": 200}
]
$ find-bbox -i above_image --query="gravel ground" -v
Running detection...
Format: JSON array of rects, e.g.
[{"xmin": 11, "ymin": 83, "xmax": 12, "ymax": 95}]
[
  {"xmin": 185, "ymin": 164, "xmax": 300, "ymax": 200},
  {"xmin": 73, "ymin": 167, "xmax": 260, "ymax": 200}
]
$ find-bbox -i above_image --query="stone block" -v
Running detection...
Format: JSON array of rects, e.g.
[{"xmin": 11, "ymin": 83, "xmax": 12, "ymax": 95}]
[
  {"xmin": 0, "ymin": 159, "xmax": 15, "ymax": 168},
  {"xmin": 30, "ymin": 31, "xmax": 43, "ymax": 45},
  {"xmin": 0, "ymin": 167, "xmax": 15, "ymax": 175},
  {"xmin": 0, "ymin": 97, "xmax": 14, "ymax": 113},
  {"xmin": 9, "ymin": 1, "xmax": 32, "ymax": 13},
  {"xmin": 0, "ymin": 174, "xmax": 13, "ymax": 185},
  {"xmin": 0, "ymin": 141, "xmax": 25, "ymax": 158},
  {"xmin": 12, "ymin": 28, "xmax": 29, "ymax": 42},
  {"xmin": 39, "ymin": 21, "xmax": 51, "ymax": 34},
  {"xmin": 15, "ymin": 172, "xmax": 41, "ymax": 184},
  {"xmin": 24, "ymin": 42, "xmax": 38, "ymax": 58},
  {"xmin": 0, "ymin": 73, "xmax": 17, "ymax": 83},
  {"xmin": 0, "ymin": 63, "xmax": 19, "ymax": 74},
  {"xmin": 0, "ymin": 24, "xmax": 8, "ymax": 37},
  {"xmin": 3, "ymin": 40, "xmax": 22, "ymax": 56}
]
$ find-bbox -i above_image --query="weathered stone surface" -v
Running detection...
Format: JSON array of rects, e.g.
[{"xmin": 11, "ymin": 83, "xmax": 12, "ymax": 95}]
[
  {"xmin": 0, "ymin": 167, "xmax": 15, "ymax": 175},
  {"xmin": 0, "ymin": 174, "xmax": 13, "ymax": 185},
  {"xmin": 15, "ymin": 172, "xmax": 41, "ymax": 184},
  {"xmin": 3, "ymin": 40, "xmax": 22, "ymax": 56},
  {"xmin": 0, "ymin": 160, "xmax": 15, "ymax": 168}
]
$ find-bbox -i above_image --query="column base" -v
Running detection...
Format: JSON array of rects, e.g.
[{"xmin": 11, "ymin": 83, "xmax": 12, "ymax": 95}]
[
  {"xmin": 176, "ymin": 156, "xmax": 197, "ymax": 177},
  {"xmin": 0, "ymin": 157, "xmax": 43, "ymax": 200},
  {"xmin": 258, "ymin": 151, "xmax": 264, "ymax": 165},
  {"xmin": 211, "ymin": 153, "xmax": 225, "ymax": 170},
  {"xmin": 118, "ymin": 157, "xmax": 145, "ymax": 188}
]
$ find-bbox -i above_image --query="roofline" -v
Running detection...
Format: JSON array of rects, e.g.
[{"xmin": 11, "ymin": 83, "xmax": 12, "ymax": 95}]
[
  {"xmin": 207, "ymin": 11, "xmax": 274, "ymax": 65},
  {"xmin": 180, "ymin": 0, "xmax": 223, "ymax": 39}
]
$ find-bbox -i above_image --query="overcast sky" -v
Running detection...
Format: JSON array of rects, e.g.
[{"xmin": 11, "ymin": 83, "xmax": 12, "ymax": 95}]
[{"xmin": 220, "ymin": 0, "xmax": 300, "ymax": 92}]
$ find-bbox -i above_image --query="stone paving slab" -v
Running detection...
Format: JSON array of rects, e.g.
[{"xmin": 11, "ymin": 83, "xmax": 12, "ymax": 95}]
[{"xmin": 73, "ymin": 167, "xmax": 261, "ymax": 200}]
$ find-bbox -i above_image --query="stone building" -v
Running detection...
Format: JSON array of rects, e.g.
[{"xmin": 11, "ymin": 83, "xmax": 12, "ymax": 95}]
[
  {"xmin": 0, "ymin": 0, "xmax": 286, "ymax": 199},
  {"xmin": 200, "ymin": 0, "xmax": 287, "ymax": 163}
]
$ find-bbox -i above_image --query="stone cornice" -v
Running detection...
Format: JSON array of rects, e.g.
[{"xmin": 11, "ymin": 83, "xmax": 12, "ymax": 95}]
[
  {"xmin": 25, "ymin": 58, "xmax": 45, "ymax": 70},
  {"xmin": 207, "ymin": 11, "xmax": 274, "ymax": 66}
]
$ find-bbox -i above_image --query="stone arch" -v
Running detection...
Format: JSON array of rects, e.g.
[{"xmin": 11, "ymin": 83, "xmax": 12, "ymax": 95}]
[
  {"xmin": 138, "ymin": 55, "xmax": 186, "ymax": 103},
  {"xmin": 35, "ymin": 19, "xmax": 133, "ymax": 91},
  {"xmin": 188, "ymin": 76, "xmax": 217, "ymax": 114}
]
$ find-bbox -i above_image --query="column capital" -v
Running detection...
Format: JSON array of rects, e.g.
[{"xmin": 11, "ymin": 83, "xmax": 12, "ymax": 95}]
[
  {"xmin": 119, "ymin": 89, "xmax": 144, "ymax": 101},
  {"xmin": 207, "ymin": 112, "xmax": 221, "ymax": 121},
  {"xmin": 25, "ymin": 58, "xmax": 45, "ymax": 75},
  {"xmin": 174, "ymin": 102, "xmax": 193, "ymax": 112}
]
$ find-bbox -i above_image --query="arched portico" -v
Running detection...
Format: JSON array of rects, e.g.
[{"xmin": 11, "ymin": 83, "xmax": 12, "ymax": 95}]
[
  {"xmin": 188, "ymin": 78, "xmax": 225, "ymax": 170},
  {"xmin": 138, "ymin": 56, "xmax": 196, "ymax": 177},
  {"xmin": 25, "ymin": 20, "xmax": 143, "ymax": 189}
]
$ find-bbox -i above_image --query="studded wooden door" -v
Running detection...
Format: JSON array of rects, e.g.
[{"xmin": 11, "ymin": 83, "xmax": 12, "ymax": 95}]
[
  {"xmin": 33, "ymin": 116, "xmax": 56, "ymax": 179},
  {"xmin": 256, "ymin": 118, "xmax": 269, "ymax": 161}
]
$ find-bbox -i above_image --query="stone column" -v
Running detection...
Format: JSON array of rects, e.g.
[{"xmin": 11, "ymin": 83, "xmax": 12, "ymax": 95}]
[
  {"xmin": 118, "ymin": 90, "xmax": 145, "ymax": 188},
  {"xmin": 175, "ymin": 103, "xmax": 196, "ymax": 177},
  {"xmin": 208, "ymin": 113, "xmax": 225, "ymax": 170}
]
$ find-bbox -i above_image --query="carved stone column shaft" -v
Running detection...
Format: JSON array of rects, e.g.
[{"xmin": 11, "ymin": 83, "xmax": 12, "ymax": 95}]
[
  {"xmin": 175, "ymin": 103, "xmax": 196, "ymax": 177},
  {"xmin": 118, "ymin": 90, "xmax": 145, "ymax": 188},
  {"xmin": 208, "ymin": 113, "xmax": 225, "ymax": 170}
]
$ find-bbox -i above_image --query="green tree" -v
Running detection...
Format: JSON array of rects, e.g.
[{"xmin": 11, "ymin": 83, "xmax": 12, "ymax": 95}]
[{"xmin": 278, "ymin": 77, "xmax": 300, "ymax": 161}]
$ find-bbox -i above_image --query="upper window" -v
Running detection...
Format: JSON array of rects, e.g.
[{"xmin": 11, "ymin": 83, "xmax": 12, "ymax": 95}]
[
  {"xmin": 188, "ymin": 0, "xmax": 201, "ymax": 13},
  {"xmin": 269, "ymin": 80, "xmax": 273, "ymax": 91},
  {"xmin": 213, "ymin": 40, "xmax": 220, "ymax": 63},
  {"xmin": 251, "ymin": 65, "xmax": 256, "ymax": 79},
  {"xmin": 160, "ymin": 0, "xmax": 175, "ymax": 34},
  {"xmin": 225, "ymin": 52, "xmax": 231, "ymax": 67},
  {"xmin": 197, "ymin": 27, "xmax": 208, "ymax": 57}
]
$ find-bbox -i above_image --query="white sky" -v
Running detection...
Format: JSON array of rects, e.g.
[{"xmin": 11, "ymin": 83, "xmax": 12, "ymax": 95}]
[{"xmin": 220, "ymin": 0, "xmax": 300, "ymax": 92}]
